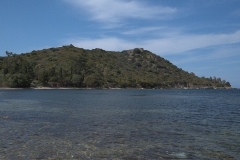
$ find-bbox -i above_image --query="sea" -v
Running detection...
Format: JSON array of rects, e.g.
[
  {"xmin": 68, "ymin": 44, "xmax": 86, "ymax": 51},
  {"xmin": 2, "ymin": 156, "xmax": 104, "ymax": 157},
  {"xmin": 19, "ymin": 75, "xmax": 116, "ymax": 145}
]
[{"xmin": 0, "ymin": 89, "xmax": 239, "ymax": 159}]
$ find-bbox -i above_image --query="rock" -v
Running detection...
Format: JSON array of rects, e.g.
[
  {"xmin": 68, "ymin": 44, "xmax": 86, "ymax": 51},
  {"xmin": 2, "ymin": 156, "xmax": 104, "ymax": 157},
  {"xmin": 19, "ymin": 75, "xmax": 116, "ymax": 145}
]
[{"xmin": 1, "ymin": 116, "xmax": 11, "ymax": 119}]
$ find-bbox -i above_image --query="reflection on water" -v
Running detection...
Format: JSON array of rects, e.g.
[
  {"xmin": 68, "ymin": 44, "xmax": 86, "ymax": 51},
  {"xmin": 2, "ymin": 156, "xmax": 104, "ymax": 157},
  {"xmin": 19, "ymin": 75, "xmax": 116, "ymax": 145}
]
[{"xmin": 0, "ymin": 89, "xmax": 239, "ymax": 159}]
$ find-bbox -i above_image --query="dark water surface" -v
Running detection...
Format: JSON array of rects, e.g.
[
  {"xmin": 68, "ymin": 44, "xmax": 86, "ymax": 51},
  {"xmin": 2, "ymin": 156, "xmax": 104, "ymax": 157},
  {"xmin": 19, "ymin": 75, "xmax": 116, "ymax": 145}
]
[{"xmin": 0, "ymin": 89, "xmax": 239, "ymax": 159}]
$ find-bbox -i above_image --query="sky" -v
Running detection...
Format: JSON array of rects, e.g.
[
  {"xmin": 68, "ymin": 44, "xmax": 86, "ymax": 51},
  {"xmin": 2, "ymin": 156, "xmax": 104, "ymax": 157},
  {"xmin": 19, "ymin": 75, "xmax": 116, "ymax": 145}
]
[{"xmin": 1, "ymin": 0, "xmax": 240, "ymax": 88}]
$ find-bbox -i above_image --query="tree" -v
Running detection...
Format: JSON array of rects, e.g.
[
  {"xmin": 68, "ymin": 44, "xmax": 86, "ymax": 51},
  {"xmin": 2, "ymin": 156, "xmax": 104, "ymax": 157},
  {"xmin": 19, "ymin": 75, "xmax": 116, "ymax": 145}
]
[
  {"xmin": 4, "ymin": 74, "xmax": 31, "ymax": 88},
  {"xmin": 225, "ymin": 82, "xmax": 231, "ymax": 87},
  {"xmin": 39, "ymin": 70, "xmax": 49, "ymax": 85},
  {"xmin": 59, "ymin": 67, "xmax": 63, "ymax": 80},
  {"xmin": 6, "ymin": 51, "xmax": 13, "ymax": 57},
  {"xmin": 213, "ymin": 76, "xmax": 216, "ymax": 82},
  {"xmin": 72, "ymin": 74, "xmax": 83, "ymax": 87},
  {"xmin": 0, "ymin": 45, "xmax": 232, "ymax": 88},
  {"xmin": 222, "ymin": 80, "xmax": 226, "ymax": 84},
  {"xmin": 217, "ymin": 77, "xmax": 221, "ymax": 83},
  {"xmin": 133, "ymin": 48, "xmax": 141, "ymax": 54}
]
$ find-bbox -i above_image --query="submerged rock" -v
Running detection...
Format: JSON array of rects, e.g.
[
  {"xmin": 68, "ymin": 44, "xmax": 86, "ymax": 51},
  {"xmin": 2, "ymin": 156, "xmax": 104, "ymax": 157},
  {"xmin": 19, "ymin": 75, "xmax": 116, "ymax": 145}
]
[
  {"xmin": 170, "ymin": 152, "xmax": 187, "ymax": 159},
  {"xmin": 1, "ymin": 116, "xmax": 11, "ymax": 119}
]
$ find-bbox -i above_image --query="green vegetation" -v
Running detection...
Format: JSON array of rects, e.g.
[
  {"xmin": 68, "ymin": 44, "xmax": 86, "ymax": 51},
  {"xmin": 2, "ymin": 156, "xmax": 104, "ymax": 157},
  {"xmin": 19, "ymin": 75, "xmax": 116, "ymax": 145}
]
[{"xmin": 0, "ymin": 45, "xmax": 231, "ymax": 88}]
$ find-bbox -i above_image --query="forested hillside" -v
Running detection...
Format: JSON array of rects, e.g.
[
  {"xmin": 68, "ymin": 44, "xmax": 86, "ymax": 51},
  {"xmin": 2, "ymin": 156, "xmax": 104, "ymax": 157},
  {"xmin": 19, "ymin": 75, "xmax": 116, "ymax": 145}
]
[{"xmin": 0, "ymin": 45, "xmax": 231, "ymax": 88}]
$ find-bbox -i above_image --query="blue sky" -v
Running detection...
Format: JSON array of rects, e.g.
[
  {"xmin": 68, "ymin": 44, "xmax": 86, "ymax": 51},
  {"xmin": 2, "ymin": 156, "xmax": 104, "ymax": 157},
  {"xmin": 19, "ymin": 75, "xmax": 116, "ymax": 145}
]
[{"xmin": 1, "ymin": 0, "xmax": 240, "ymax": 87}]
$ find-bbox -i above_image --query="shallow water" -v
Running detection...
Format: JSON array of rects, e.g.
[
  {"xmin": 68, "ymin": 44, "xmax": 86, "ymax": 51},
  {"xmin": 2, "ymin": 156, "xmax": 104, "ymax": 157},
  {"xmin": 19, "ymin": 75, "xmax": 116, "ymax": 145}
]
[{"xmin": 0, "ymin": 89, "xmax": 239, "ymax": 159}]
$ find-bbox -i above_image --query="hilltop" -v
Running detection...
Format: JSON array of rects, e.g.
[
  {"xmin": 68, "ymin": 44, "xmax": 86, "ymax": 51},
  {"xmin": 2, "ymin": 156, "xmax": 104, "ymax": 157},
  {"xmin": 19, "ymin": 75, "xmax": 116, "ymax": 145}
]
[{"xmin": 0, "ymin": 45, "xmax": 231, "ymax": 89}]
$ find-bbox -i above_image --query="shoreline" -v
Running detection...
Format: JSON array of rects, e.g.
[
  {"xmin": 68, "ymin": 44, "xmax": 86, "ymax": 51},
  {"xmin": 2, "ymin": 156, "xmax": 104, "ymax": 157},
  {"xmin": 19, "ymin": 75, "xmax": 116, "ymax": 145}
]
[{"xmin": 0, "ymin": 87, "xmax": 237, "ymax": 90}]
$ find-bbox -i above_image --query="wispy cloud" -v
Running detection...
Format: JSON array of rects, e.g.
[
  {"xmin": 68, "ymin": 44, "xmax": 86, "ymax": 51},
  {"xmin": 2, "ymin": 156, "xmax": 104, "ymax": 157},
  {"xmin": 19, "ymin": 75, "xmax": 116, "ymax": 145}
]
[
  {"xmin": 172, "ymin": 44, "xmax": 240, "ymax": 65},
  {"xmin": 66, "ymin": 30, "xmax": 240, "ymax": 56},
  {"xmin": 143, "ymin": 30, "xmax": 240, "ymax": 55},
  {"xmin": 66, "ymin": 37, "xmax": 136, "ymax": 51},
  {"xmin": 64, "ymin": 0, "xmax": 177, "ymax": 26},
  {"xmin": 122, "ymin": 27, "xmax": 165, "ymax": 35}
]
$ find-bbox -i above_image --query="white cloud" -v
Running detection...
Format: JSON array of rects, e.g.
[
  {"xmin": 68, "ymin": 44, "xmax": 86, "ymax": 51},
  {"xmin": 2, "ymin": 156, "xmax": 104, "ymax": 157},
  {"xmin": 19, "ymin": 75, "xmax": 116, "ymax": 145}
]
[
  {"xmin": 122, "ymin": 27, "xmax": 165, "ymax": 35},
  {"xmin": 172, "ymin": 45, "xmax": 240, "ymax": 65},
  {"xmin": 66, "ymin": 30, "xmax": 240, "ymax": 56},
  {"xmin": 143, "ymin": 30, "xmax": 240, "ymax": 55},
  {"xmin": 64, "ymin": 0, "xmax": 176, "ymax": 25},
  {"xmin": 66, "ymin": 37, "xmax": 137, "ymax": 51}
]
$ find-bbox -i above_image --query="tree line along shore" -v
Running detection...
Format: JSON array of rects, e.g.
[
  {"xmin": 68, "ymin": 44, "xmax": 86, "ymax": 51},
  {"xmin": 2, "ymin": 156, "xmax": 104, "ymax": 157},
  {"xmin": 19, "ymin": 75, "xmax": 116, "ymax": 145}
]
[{"xmin": 0, "ymin": 45, "xmax": 231, "ymax": 89}]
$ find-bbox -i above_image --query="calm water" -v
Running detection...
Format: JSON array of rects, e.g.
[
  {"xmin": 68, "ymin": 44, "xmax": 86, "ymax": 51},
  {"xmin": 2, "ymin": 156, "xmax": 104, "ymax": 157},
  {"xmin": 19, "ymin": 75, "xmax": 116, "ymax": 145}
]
[{"xmin": 0, "ymin": 89, "xmax": 239, "ymax": 159}]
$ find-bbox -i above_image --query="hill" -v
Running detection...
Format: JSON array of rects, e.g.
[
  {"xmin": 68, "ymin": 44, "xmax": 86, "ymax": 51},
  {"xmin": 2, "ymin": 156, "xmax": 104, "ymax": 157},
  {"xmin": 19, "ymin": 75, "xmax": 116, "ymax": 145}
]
[{"xmin": 0, "ymin": 45, "xmax": 231, "ymax": 89}]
